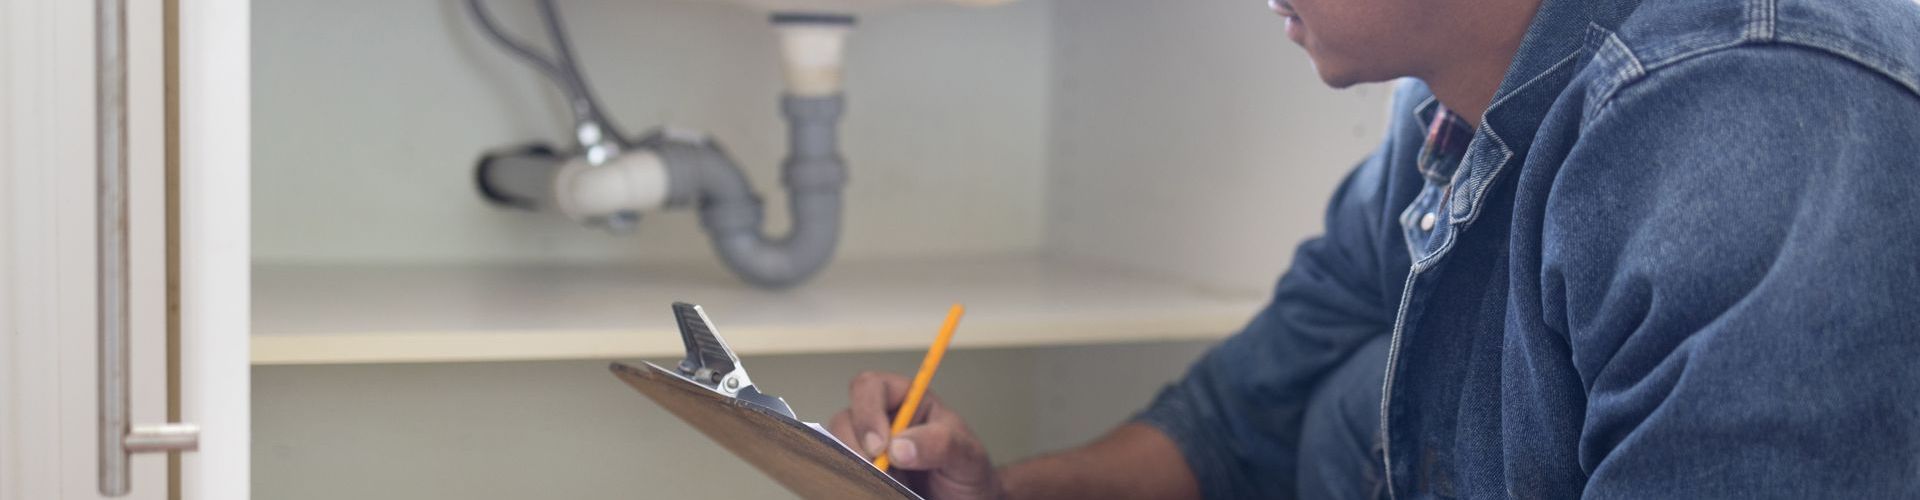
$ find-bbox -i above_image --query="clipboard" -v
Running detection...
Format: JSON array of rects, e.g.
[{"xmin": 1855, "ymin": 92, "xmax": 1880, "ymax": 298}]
[{"xmin": 610, "ymin": 303, "xmax": 924, "ymax": 500}]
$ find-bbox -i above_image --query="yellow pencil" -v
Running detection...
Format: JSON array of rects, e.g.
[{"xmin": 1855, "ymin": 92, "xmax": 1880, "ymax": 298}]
[{"xmin": 873, "ymin": 303, "xmax": 965, "ymax": 472}]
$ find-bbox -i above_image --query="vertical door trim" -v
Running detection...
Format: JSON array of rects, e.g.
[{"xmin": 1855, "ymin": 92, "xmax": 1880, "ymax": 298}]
[
  {"xmin": 176, "ymin": 0, "xmax": 250, "ymax": 498},
  {"xmin": 162, "ymin": 0, "xmax": 182, "ymax": 496}
]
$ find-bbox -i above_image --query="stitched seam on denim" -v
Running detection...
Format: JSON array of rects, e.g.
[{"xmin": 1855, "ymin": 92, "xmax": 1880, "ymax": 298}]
[
  {"xmin": 1763, "ymin": 0, "xmax": 1777, "ymax": 41},
  {"xmin": 1404, "ymin": 145, "xmax": 1475, "ymax": 264},
  {"xmin": 1586, "ymin": 31, "xmax": 1649, "ymax": 124},
  {"xmin": 1586, "ymin": 42, "xmax": 1920, "ymax": 151},
  {"xmin": 1417, "ymin": 161, "xmax": 1472, "ymax": 268},
  {"xmin": 1452, "ymin": 130, "xmax": 1514, "ymax": 229},
  {"xmin": 1483, "ymin": 47, "xmax": 1585, "ymax": 131},
  {"xmin": 1378, "ymin": 268, "xmax": 1421, "ymax": 500},
  {"xmin": 1582, "ymin": 23, "xmax": 1609, "ymax": 52},
  {"xmin": 1773, "ymin": 32, "xmax": 1920, "ymax": 99},
  {"xmin": 1450, "ymin": 51, "xmax": 1577, "ymax": 228},
  {"xmin": 1609, "ymin": 32, "xmax": 1646, "ymax": 81},
  {"xmin": 1584, "ymin": 37, "xmax": 1747, "ymax": 127},
  {"xmin": 1741, "ymin": 0, "xmax": 1756, "ymax": 41},
  {"xmin": 1594, "ymin": 36, "xmax": 1920, "ymax": 130},
  {"xmin": 1589, "ymin": 22, "xmax": 1651, "ymax": 78},
  {"xmin": 1412, "ymin": 215, "xmax": 1460, "ymax": 272},
  {"xmin": 1633, "ymin": 32, "xmax": 1742, "ymax": 67},
  {"xmin": 1444, "ymin": 149, "xmax": 1476, "ymax": 221},
  {"xmin": 1400, "ymin": 191, "xmax": 1428, "ymax": 260},
  {"xmin": 1741, "ymin": 0, "xmax": 1779, "ymax": 42},
  {"xmin": 1401, "ymin": 176, "xmax": 1462, "ymax": 264}
]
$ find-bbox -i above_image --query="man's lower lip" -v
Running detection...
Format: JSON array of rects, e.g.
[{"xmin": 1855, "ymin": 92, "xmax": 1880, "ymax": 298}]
[{"xmin": 1285, "ymin": 16, "xmax": 1304, "ymax": 43}]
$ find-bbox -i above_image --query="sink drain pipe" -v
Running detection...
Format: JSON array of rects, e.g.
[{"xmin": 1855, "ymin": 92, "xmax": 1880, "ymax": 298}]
[{"xmin": 470, "ymin": 0, "xmax": 853, "ymax": 289}]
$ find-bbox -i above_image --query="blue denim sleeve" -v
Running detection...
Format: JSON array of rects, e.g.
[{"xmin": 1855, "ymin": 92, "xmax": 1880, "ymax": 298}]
[
  {"xmin": 1543, "ymin": 46, "xmax": 1920, "ymax": 498},
  {"xmin": 1130, "ymin": 82, "xmax": 1422, "ymax": 499}
]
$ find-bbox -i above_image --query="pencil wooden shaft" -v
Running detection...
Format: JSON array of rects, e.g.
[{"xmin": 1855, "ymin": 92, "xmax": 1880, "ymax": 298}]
[{"xmin": 874, "ymin": 304, "xmax": 965, "ymax": 472}]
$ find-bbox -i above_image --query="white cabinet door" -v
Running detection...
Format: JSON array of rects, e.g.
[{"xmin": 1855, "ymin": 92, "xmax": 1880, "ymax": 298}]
[
  {"xmin": 177, "ymin": 0, "xmax": 251, "ymax": 498},
  {"xmin": 1, "ymin": 0, "xmax": 249, "ymax": 498}
]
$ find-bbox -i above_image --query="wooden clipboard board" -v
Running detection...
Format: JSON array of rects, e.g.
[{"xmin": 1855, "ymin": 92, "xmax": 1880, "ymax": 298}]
[{"xmin": 611, "ymin": 361, "xmax": 922, "ymax": 500}]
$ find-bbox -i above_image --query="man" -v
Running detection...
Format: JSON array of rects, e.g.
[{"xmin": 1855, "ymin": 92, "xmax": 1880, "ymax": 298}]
[{"xmin": 828, "ymin": 0, "xmax": 1920, "ymax": 497}]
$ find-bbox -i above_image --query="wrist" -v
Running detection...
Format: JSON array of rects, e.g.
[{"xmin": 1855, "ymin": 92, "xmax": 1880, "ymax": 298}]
[{"xmin": 994, "ymin": 460, "xmax": 1050, "ymax": 500}]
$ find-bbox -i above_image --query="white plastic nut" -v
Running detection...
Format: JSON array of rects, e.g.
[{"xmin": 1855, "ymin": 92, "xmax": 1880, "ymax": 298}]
[{"xmin": 553, "ymin": 150, "xmax": 672, "ymax": 220}]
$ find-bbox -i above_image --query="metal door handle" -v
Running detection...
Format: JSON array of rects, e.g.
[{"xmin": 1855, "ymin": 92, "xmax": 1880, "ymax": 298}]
[{"xmin": 98, "ymin": 0, "xmax": 200, "ymax": 495}]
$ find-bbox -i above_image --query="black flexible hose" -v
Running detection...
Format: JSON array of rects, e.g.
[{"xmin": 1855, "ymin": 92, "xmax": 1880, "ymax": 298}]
[
  {"xmin": 534, "ymin": 0, "xmax": 625, "ymax": 142},
  {"xmin": 465, "ymin": 0, "xmax": 573, "ymax": 94},
  {"xmin": 465, "ymin": 0, "xmax": 623, "ymax": 144}
]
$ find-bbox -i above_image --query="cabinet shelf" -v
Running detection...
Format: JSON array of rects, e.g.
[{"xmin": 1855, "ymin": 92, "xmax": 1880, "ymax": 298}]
[{"xmin": 252, "ymin": 255, "xmax": 1263, "ymax": 365}]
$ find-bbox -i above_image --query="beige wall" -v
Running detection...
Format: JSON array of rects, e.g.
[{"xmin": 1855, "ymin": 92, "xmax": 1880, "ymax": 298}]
[
  {"xmin": 252, "ymin": 0, "xmax": 1053, "ymax": 265},
  {"xmin": 1045, "ymin": 0, "xmax": 1392, "ymax": 291}
]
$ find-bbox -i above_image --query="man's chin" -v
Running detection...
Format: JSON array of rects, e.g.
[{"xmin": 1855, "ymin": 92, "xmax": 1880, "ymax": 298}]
[{"xmin": 1313, "ymin": 62, "xmax": 1394, "ymax": 89}]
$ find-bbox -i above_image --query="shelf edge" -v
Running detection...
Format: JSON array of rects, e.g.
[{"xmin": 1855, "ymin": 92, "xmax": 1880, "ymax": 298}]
[{"xmin": 251, "ymin": 313, "xmax": 1250, "ymax": 365}]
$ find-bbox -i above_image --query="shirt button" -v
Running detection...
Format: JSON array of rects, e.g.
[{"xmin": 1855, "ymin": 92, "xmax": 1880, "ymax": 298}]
[{"xmin": 1419, "ymin": 212, "xmax": 1437, "ymax": 231}]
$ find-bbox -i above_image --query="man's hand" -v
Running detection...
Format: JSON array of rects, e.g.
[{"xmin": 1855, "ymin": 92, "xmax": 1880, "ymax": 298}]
[{"xmin": 827, "ymin": 371, "xmax": 1004, "ymax": 500}]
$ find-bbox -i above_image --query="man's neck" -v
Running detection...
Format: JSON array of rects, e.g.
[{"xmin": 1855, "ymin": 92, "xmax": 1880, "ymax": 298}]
[
  {"xmin": 1419, "ymin": 0, "xmax": 1542, "ymax": 128},
  {"xmin": 1423, "ymin": 62, "xmax": 1508, "ymax": 129}
]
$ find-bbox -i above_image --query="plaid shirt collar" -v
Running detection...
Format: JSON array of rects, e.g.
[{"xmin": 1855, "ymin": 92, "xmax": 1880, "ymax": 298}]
[{"xmin": 1416, "ymin": 103, "xmax": 1475, "ymax": 185}]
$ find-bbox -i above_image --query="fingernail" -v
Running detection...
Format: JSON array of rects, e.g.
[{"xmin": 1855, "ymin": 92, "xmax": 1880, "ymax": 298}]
[
  {"xmin": 863, "ymin": 432, "xmax": 886, "ymax": 456},
  {"xmin": 889, "ymin": 439, "xmax": 918, "ymax": 465}
]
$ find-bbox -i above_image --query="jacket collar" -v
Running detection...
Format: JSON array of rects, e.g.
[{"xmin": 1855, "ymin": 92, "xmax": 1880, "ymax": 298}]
[
  {"xmin": 1482, "ymin": 0, "xmax": 1643, "ymax": 147},
  {"xmin": 1445, "ymin": 0, "xmax": 1645, "ymax": 224}
]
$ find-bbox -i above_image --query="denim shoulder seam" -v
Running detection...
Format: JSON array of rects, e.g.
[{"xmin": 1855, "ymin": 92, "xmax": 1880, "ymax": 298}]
[
  {"xmin": 1583, "ymin": 27, "xmax": 1647, "ymax": 124},
  {"xmin": 1769, "ymin": 0, "xmax": 1920, "ymax": 96},
  {"xmin": 1743, "ymin": 0, "xmax": 1777, "ymax": 42},
  {"xmin": 1584, "ymin": 35, "xmax": 1774, "ymax": 125},
  {"xmin": 1592, "ymin": 0, "xmax": 1920, "ymax": 123},
  {"xmin": 1586, "ymin": 42, "xmax": 1920, "ymax": 135},
  {"xmin": 1772, "ymin": 33, "xmax": 1920, "ymax": 100}
]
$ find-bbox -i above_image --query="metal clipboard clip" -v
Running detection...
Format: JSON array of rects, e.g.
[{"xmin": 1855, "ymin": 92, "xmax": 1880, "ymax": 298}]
[
  {"xmin": 659, "ymin": 302, "xmax": 798, "ymax": 419},
  {"xmin": 622, "ymin": 302, "xmax": 927, "ymax": 500}
]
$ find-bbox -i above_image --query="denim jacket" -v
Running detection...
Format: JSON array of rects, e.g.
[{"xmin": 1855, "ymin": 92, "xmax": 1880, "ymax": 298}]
[{"xmin": 1136, "ymin": 0, "xmax": 1920, "ymax": 497}]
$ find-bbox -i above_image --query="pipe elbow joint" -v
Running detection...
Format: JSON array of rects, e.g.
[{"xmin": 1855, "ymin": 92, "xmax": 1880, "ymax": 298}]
[{"xmin": 652, "ymin": 114, "xmax": 846, "ymax": 288}]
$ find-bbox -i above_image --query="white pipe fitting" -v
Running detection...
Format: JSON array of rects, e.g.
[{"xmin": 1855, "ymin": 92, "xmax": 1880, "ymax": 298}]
[
  {"xmin": 552, "ymin": 150, "xmax": 672, "ymax": 221},
  {"xmin": 775, "ymin": 18, "xmax": 854, "ymax": 97}
]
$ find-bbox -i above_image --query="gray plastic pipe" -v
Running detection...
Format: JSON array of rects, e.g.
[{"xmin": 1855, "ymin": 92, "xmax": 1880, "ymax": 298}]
[
  {"xmin": 476, "ymin": 96, "xmax": 848, "ymax": 288},
  {"xmin": 650, "ymin": 95, "xmax": 848, "ymax": 288},
  {"xmin": 470, "ymin": 7, "xmax": 854, "ymax": 288}
]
